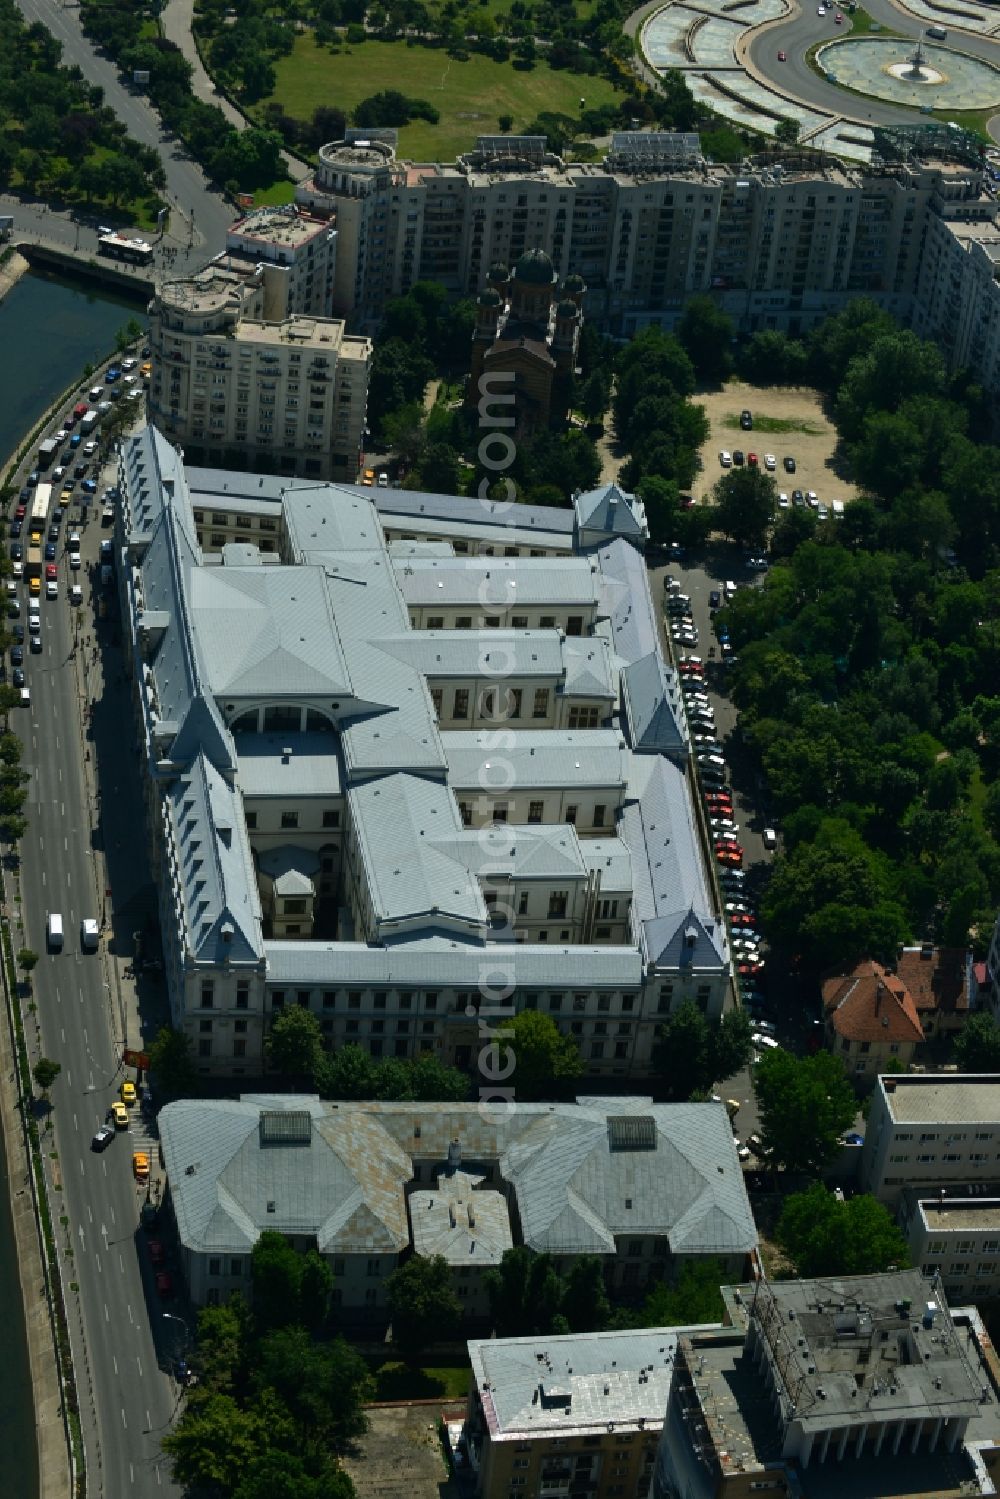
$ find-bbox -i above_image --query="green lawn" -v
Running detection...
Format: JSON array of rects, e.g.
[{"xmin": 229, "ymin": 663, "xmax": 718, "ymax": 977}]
[
  {"xmin": 249, "ymin": 179, "xmax": 297, "ymax": 206},
  {"xmin": 367, "ymin": 1358, "xmax": 471, "ymax": 1401},
  {"xmin": 262, "ymin": 35, "xmax": 620, "ymax": 159},
  {"xmin": 722, "ymin": 414, "xmax": 824, "ymax": 436}
]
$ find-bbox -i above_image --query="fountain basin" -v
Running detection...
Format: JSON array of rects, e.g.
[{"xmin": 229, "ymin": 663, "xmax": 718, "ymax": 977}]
[{"xmin": 817, "ymin": 36, "xmax": 1000, "ymax": 109}]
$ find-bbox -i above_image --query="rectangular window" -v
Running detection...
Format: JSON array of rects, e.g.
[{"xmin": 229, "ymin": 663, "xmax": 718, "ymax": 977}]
[
  {"xmin": 200, "ymin": 981, "xmax": 214, "ymax": 1008},
  {"xmin": 281, "ymin": 811, "xmax": 299, "ymax": 829},
  {"xmin": 245, "ymin": 811, "xmax": 257, "ymax": 830},
  {"xmin": 528, "ymin": 800, "xmax": 543, "ymax": 823},
  {"xmin": 532, "ymin": 689, "xmax": 549, "ymax": 719},
  {"xmin": 565, "ymin": 806, "xmax": 578, "ymax": 826},
  {"xmin": 454, "ymin": 689, "xmax": 469, "ymax": 720},
  {"xmin": 593, "ymin": 804, "xmax": 606, "ymax": 828},
  {"xmin": 322, "ymin": 809, "xmax": 340, "ymax": 829}
]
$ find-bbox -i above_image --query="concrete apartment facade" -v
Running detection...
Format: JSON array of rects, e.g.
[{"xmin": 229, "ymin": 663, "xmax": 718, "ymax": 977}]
[
  {"xmin": 157, "ymin": 1094, "xmax": 757, "ymax": 1312},
  {"xmin": 293, "ymin": 130, "xmax": 1000, "ymax": 405},
  {"xmin": 147, "ymin": 206, "xmax": 370, "ymax": 481},
  {"xmin": 114, "ymin": 428, "xmax": 729, "ymax": 1081},
  {"xmin": 861, "ymin": 1075, "xmax": 1000, "ymax": 1206},
  {"xmin": 900, "ymin": 1193, "xmax": 1000, "ymax": 1304}
]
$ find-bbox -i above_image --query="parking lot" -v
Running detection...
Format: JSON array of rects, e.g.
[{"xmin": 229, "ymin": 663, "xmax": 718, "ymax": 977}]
[{"xmin": 693, "ymin": 381, "xmax": 857, "ymax": 511}]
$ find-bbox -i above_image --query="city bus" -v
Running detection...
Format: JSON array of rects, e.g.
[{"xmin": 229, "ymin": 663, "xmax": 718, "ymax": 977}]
[
  {"xmin": 97, "ymin": 233, "xmax": 154, "ymax": 267},
  {"xmin": 28, "ymin": 484, "xmax": 51, "ymax": 541}
]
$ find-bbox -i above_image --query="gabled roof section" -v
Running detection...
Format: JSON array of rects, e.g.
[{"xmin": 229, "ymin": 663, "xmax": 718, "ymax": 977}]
[
  {"xmin": 621, "ymin": 756, "xmax": 723, "ymax": 970},
  {"xmin": 822, "ymin": 960, "xmax": 925, "ymax": 1045},
  {"xmin": 165, "ymin": 751, "xmax": 264, "ymax": 966},
  {"xmin": 574, "ymin": 483, "xmax": 647, "ymax": 545},
  {"xmin": 347, "ymin": 774, "xmax": 489, "ymax": 935},
  {"xmin": 592, "ymin": 538, "xmax": 659, "ymax": 665},
  {"xmin": 621, "ymin": 653, "xmax": 689, "ymax": 759},
  {"xmin": 187, "ymin": 566, "xmax": 352, "ymax": 699},
  {"xmin": 561, "ymin": 637, "xmax": 617, "ymax": 702}
]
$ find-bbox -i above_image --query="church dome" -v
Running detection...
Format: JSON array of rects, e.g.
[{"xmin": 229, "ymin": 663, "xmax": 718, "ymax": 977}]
[
  {"xmin": 562, "ymin": 273, "xmax": 586, "ymax": 294},
  {"xmin": 556, "ymin": 298, "xmax": 578, "ymax": 318},
  {"xmin": 512, "ymin": 249, "xmax": 556, "ymax": 285},
  {"xmin": 478, "ymin": 287, "xmax": 502, "ymax": 307}
]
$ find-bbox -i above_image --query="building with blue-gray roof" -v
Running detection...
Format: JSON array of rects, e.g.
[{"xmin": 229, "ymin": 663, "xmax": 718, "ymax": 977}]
[{"xmin": 116, "ymin": 427, "xmax": 729, "ymax": 1081}]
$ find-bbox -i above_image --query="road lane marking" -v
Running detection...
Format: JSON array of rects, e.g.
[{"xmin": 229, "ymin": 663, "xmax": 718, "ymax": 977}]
[
  {"xmin": 127, "ymin": 1303, "xmax": 134, "ymax": 1325},
  {"xmin": 121, "ymin": 1407, "xmax": 127, "ymax": 1430},
  {"xmin": 104, "ymin": 1302, "xmax": 110, "ymax": 1322},
  {"xmin": 72, "ymin": 1112, "xmax": 77, "ymax": 1133},
  {"xmin": 112, "ymin": 1355, "xmax": 118, "ymax": 1376}
]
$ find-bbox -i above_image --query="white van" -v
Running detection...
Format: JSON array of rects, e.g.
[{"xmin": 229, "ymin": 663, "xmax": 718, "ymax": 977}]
[
  {"xmin": 831, "ymin": 499, "xmax": 845, "ymax": 520},
  {"xmin": 19, "ymin": 687, "xmax": 30, "ymax": 708},
  {"xmin": 46, "ymin": 913, "xmax": 63, "ymax": 950},
  {"xmin": 724, "ymin": 580, "xmax": 738, "ymax": 600},
  {"xmin": 762, "ymin": 827, "xmax": 778, "ymax": 851}
]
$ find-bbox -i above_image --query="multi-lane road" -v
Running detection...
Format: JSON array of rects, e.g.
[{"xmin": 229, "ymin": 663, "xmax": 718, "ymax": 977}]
[
  {"xmin": 12, "ymin": 443, "xmax": 183, "ymax": 1496},
  {"xmin": 5, "ymin": 0, "xmax": 233, "ymax": 271}
]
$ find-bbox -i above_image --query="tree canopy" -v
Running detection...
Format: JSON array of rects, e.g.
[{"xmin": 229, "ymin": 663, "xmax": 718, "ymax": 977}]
[
  {"xmin": 652, "ymin": 1001, "xmax": 753, "ymax": 1101},
  {"xmin": 753, "ymin": 1049, "xmax": 856, "ymax": 1176},
  {"xmin": 777, "ymin": 1185, "xmax": 910, "ymax": 1277},
  {"xmin": 505, "ymin": 1011, "xmax": 584, "ymax": 1100},
  {"xmin": 386, "ymin": 1254, "xmax": 462, "ymax": 1361}
]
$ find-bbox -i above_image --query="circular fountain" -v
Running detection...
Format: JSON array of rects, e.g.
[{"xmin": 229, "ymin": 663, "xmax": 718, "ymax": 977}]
[{"xmin": 817, "ymin": 34, "xmax": 1000, "ymax": 109}]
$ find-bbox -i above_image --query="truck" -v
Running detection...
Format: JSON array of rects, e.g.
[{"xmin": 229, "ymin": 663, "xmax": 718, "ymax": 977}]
[
  {"xmin": 831, "ymin": 499, "xmax": 845, "ymax": 520},
  {"xmin": 26, "ymin": 541, "xmax": 42, "ymax": 595},
  {"xmin": 37, "ymin": 438, "xmax": 59, "ymax": 470},
  {"xmin": 80, "ymin": 410, "xmax": 99, "ymax": 434}
]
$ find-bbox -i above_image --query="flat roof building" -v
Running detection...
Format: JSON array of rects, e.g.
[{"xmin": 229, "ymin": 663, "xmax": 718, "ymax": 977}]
[{"xmin": 861, "ymin": 1074, "xmax": 1000, "ymax": 1205}]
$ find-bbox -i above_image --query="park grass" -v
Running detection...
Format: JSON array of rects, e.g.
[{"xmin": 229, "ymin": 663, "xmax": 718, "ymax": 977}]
[
  {"xmin": 722, "ymin": 414, "xmax": 824, "ymax": 435},
  {"xmin": 261, "ymin": 34, "xmax": 620, "ymax": 159},
  {"xmin": 367, "ymin": 1357, "xmax": 471, "ymax": 1401}
]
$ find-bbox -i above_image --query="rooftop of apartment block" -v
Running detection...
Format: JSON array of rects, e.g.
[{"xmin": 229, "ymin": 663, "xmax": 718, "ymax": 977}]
[
  {"xmin": 156, "ymin": 263, "xmax": 248, "ymax": 316},
  {"xmin": 232, "ymin": 315, "xmax": 367, "ymax": 352},
  {"xmin": 752, "ymin": 1271, "xmax": 986, "ymax": 1433},
  {"xmin": 672, "ymin": 1330, "xmax": 780, "ymax": 1477},
  {"xmin": 880, "ymin": 1074, "xmax": 1000, "ymax": 1124},
  {"xmin": 228, "ymin": 205, "xmax": 333, "ymax": 250},
  {"xmin": 916, "ymin": 1196, "xmax": 1000, "ymax": 1234},
  {"xmin": 468, "ymin": 1325, "xmax": 702, "ymax": 1440}
]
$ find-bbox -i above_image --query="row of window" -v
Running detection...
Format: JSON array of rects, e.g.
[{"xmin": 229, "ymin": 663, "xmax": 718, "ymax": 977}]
[{"xmin": 458, "ymin": 800, "xmax": 611, "ymax": 829}]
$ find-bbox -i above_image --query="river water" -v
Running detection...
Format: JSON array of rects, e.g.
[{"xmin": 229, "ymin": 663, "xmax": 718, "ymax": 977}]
[
  {"xmin": 0, "ymin": 266, "xmax": 146, "ymax": 1498},
  {"xmin": 0, "ymin": 266, "xmax": 146, "ymax": 470}
]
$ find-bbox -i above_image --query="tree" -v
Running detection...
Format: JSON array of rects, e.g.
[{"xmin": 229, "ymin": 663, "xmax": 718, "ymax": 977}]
[
  {"xmin": 774, "ymin": 118, "xmax": 800, "ymax": 146},
  {"xmin": 578, "ymin": 368, "xmax": 611, "ymax": 424},
  {"xmin": 32, "ymin": 1057, "xmax": 61, "ymax": 1096},
  {"xmin": 407, "ymin": 1051, "xmax": 470, "ymax": 1101},
  {"xmin": 777, "ymin": 1185, "xmax": 910, "ymax": 1276},
  {"xmin": 953, "ymin": 1011, "xmax": 1000, "ymax": 1072},
  {"xmin": 148, "ymin": 1025, "xmax": 201, "ymax": 1102},
  {"xmin": 194, "ymin": 1298, "xmax": 251, "ymax": 1395},
  {"xmin": 676, "ymin": 296, "xmax": 734, "ymax": 385},
  {"xmin": 753, "ymin": 1049, "xmax": 857, "ymax": 1176},
  {"xmin": 641, "ymin": 1258, "xmax": 726, "ymax": 1326},
  {"xmin": 299, "ymin": 1250, "xmax": 334, "ymax": 1331},
  {"xmin": 387, "ymin": 1254, "xmax": 462, "ymax": 1361},
  {"xmin": 486, "ymin": 1246, "xmax": 564, "ymax": 1337},
  {"xmin": 267, "ymin": 1006, "xmax": 323, "ymax": 1081},
  {"xmin": 712, "ymin": 467, "xmax": 777, "ymax": 549},
  {"xmin": 560, "ymin": 1256, "xmax": 610, "ymax": 1333},
  {"xmin": 652, "ymin": 1001, "xmax": 752, "ymax": 1100},
  {"xmin": 505, "ymin": 1011, "xmax": 584, "ymax": 1100},
  {"xmin": 416, "ymin": 442, "xmax": 462, "ymax": 495},
  {"xmin": 316, "ymin": 1044, "xmax": 377, "ymax": 1099},
  {"xmin": 16, "ymin": 948, "xmax": 37, "ymax": 980},
  {"xmin": 498, "ymin": 112, "xmax": 514, "ymax": 132},
  {"xmin": 251, "ymin": 1231, "xmax": 303, "ymax": 1332},
  {"xmin": 163, "ymin": 1391, "xmax": 274, "ymax": 1491},
  {"xmin": 253, "ymin": 1325, "xmax": 369, "ymax": 1451}
]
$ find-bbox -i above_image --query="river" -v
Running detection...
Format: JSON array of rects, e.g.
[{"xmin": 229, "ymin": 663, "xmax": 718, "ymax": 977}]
[
  {"xmin": 0, "ymin": 266, "xmax": 147, "ymax": 470},
  {"xmin": 0, "ymin": 266, "xmax": 146, "ymax": 1499}
]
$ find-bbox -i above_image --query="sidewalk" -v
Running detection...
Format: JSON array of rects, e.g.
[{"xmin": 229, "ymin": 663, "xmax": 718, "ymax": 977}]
[{"xmin": 159, "ymin": 0, "xmax": 311, "ymax": 184}]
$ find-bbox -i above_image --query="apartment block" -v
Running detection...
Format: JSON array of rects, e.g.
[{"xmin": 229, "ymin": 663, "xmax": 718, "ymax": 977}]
[
  {"xmin": 295, "ymin": 130, "xmax": 997, "ymax": 365},
  {"xmin": 861, "ymin": 1074, "xmax": 1000, "ymax": 1206},
  {"xmin": 652, "ymin": 1271, "xmax": 1000, "ymax": 1499},
  {"xmin": 900, "ymin": 1193, "xmax": 1000, "ymax": 1303},
  {"xmin": 114, "ymin": 428, "xmax": 727, "ymax": 1080},
  {"xmin": 147, "ymin": 262, "xmax": 371, "ymax": 481},
  {"xmin": 158, "ymin": 1095, "xmax": 757, "ymax": 1312},
  {"xmin": 221, "ymin": 204, "xmax": 337, "ymax": 319}
]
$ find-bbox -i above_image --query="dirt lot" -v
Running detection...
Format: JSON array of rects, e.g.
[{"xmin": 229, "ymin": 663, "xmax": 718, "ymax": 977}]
[
  {"xmin": 693, "ymin": 380, "xmax": 857, "ymax": 510},
  {"xmin": 342, "ymin": 1403, "xmax": 462, "ymax": 1499}
]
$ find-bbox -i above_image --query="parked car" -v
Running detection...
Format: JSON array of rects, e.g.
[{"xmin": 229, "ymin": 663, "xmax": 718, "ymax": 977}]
[
  {"xmin": 91, "ymin": 1125, "xmax": 115, "ymax": 1152},
  {"xmin": 784, "ymin": 456, "xmax": 796, "ymax": 473},
  {"xmin": 719, "ymin": 450, "xmax": 732, "ymax": 468},
  {"xmin": 740, "ymin": 409, "xmax": 753, "ymax": 430}
]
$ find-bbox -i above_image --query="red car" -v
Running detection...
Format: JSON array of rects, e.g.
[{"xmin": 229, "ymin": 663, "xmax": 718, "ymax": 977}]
[
  {"xmin": 147, "ymin": 1239, "xmax": 165, "ymax": 1266},
  {"xmin": 777, "ymin": 48, "xmax": 786, "ymax": 59},
  {"xmin": 155, "ymin": 1271, "xmax": 174, "ymax": 1298},
  {"xmin": 45, "ymin": 564, "xmax": 57, "ymax": 581},
  {"xmin": 834, "ymin": 10, "xmax": 843, "ymax": 20},
  {"xmin": 15, "ymin": 504, "xmax": 26, "ymax": 520},
  {"xmin": 730, "ymin": 914, "xmax": 757, "ymax": 929},
  {"xmin": 747, "ymin": 452, "xmax": 759, "ymax": 468},
  {"xmin": 716, "ymin": 848, "xmax": 744, "ymax": 867}
]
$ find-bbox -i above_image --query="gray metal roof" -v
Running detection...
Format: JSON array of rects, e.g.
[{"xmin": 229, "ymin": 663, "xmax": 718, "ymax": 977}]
[
  {"xmin": 621, "ymin": 653, "xmax": 689, "ymax": 758},
  {"xmin": 393, "ymin": 554, "xmax": 600, "ymax": 609},
  {"xmin": 560, "ymin": 636, "xmax": 617, "ymax": 701},
  {"xmin": 376, "ymin": 488, "xmax": 575, "ymax": 537},
  {"xmin": 574, "ymin": 482, "xmax": 646, "ymax": 542},
  {"xmin": 442, "ymin": 729, "xmax": 629, "ymax": 793},
  {"xmin": 621, "ymin": 756, "xmax": 725, "ymax": 971},
  {"xmin": 159, "ymin": 1096, "xmax": 755, "ymax": 1268},
  {"xmin": 593, "ymin": 538, "xmax": 660, "ymax": 665},
  {"xmin": 430, "ymin": 822, "xmax": 588, "ymax": 882},
  {"xmin": 264, "ymin": 939, "xmax": 643, "ymax": 989},
  {"xmin": 348, "ymin": 774, "xmax": 488, "ymax": 933},
  {"xmin": 378, "ymin": 629, "xmax": 565, "ymax": 680},
  {"xmin": 580, "ymin": 837, "xmax": 633, "ymax": 894},
  {"xmin": 165, "ymin": 751, "xmax": 264, "ymax": 966},
  {"xmin": 188, "ymin": 564, "xmax": 353, "ymax": 699},
  {"xmin": 235, "ymin": 731, "xmax": 342, "ymax": 799},
  {"xmin": 410, "ymin": 1169, "xmax": 513, "ymax": 1265}
]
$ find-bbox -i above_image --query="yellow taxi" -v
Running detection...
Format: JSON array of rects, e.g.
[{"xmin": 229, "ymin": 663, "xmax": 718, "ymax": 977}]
[
  {"xmin": 132, "ymin": 1151, "xmax": 150, "ymax": 1183},
  {"xmin": 28, "ymin": 576, "xmax": 40, "ymax": 596},
  {"xmin": 111, "ymin": 1101, "xmax": 129, "ymax": 1130},
  {"xmin": 120, "ymin": 1079, "xmax": 137, "ymax": 1107},
  {"xmin": 362, "ymin": 468, "xmax": 375, "ymax": 487},
  {"xmin": 141, "ymin": 362, "xmax": 152, "ymax": 382}
]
